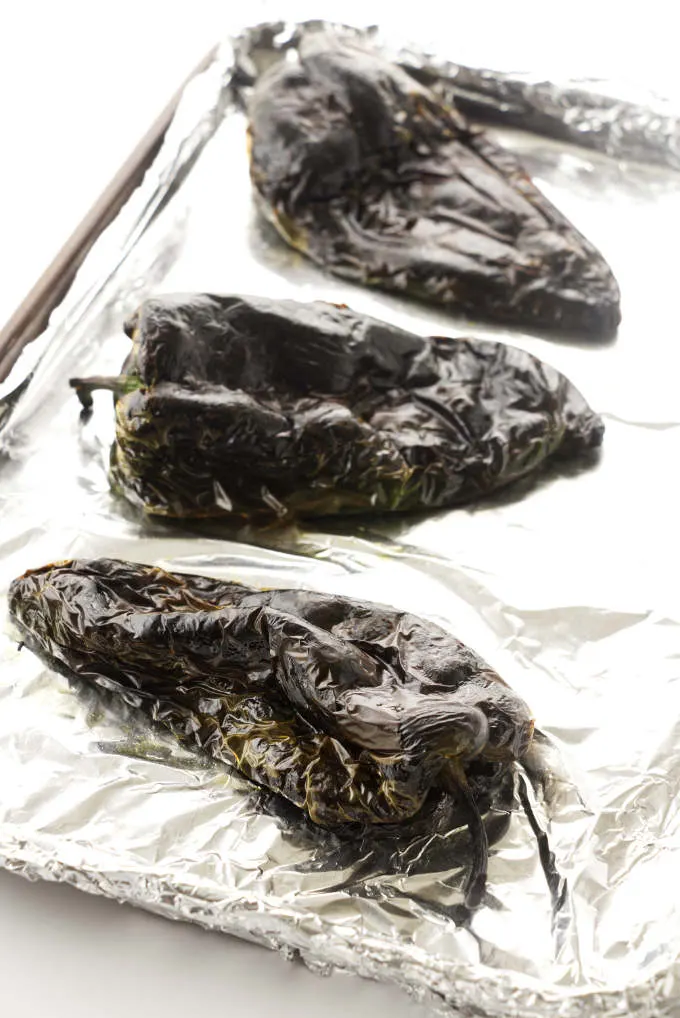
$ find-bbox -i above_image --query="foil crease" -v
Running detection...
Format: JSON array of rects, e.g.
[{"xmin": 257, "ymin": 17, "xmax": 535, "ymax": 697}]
[
  {"xmin": 401, "ymin": 60, "xmax": 680, "ymax": 171},
  {"xmin": 2, "ymin": 20, "xmax": 680, "ymax": 1018},
  {"xmin": 233, "ymin": 20, "xmax": 680, "ymax": 170}
]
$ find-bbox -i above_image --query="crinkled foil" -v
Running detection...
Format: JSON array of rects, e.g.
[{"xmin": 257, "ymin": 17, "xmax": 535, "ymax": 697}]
[
  {"xmin": 2, "ymin": 21, "xmax": 680, "ymax": 1018},
  {"xmin": 234, "ymin": 20, "xmax": 680, "ymax": 171},
  {"xmin": 398, "ymin": 58, "xmax": 680, "ymax": 171}
]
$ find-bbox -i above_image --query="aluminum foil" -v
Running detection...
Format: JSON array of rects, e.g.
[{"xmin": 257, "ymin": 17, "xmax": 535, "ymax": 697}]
[
  {"xmin": 234, "ymin": 20, "xmax": 680, "ymax": 170},
  {"xmin": 2, "ymin": 20, "xmax": 680, "ymax": 1018},
  {"xmin": 399, "ymin": 59, "xmax": 680, "ymax": 171}
]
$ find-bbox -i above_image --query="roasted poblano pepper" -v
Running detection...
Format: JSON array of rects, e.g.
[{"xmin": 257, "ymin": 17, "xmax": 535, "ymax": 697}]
[
  {"xmin": 71, "ymin": 293, "xmax": 603, "ymax": 520},
  {"xmin": 9, "ymin": 557, "xmax": 535, "ymax": 906},
  {"xmin": 248, "ymin": 32, "xmax": 621, "ymax": 337}
]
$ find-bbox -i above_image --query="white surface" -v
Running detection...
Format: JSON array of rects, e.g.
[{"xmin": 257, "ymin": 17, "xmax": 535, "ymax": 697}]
[
  {"xmin": 0, "ymin": 2, "xmax": 677, "ymax": 1015},
  {"xmin": 0, "ymin": 869, "xmax": 429, "ymax": 1018}
]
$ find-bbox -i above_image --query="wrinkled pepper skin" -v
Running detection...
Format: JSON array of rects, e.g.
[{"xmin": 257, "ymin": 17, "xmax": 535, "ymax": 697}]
[
  {"xmin": 9, "ymin": 558, "xmax": 534, "ymax": 904},
  {"xmin": 71, "ymin": 294, "xmax": 603, "ymax": 521},
  {"xmin": 247, "ymin": 32, "xmax": 621, "ymax": 337}
]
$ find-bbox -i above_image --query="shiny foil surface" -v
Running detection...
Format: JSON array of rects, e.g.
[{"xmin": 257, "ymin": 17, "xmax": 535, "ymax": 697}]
[{"xmin": 2, "ymin": 20, "xmax": 680, "ymax": 1018}]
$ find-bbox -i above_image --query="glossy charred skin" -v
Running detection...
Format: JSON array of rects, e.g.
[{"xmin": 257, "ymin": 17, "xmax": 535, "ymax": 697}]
[
  {"xmin": 71, "ymin": 293, "xmax": 604, "ymax": 521},
  {"xmin": 9, "ymin": 557, "xmax": 534, "ymax": 905},
  {"xmin": 248, "ymin": 32, "xmax": 621, "ymax": 338}
]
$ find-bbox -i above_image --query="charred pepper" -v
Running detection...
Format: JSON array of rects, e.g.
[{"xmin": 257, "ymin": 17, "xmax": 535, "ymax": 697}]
[
  {"xmin": 9, "ymin": 557, "xmax": 535, "ymax": 907},
  {"xmin": 247, "ymin": 31, "xmax": 621, "ymax": 337},
  {"xmin": 71, "ymin": 293, "xmax": 603, "ymax": 520}
]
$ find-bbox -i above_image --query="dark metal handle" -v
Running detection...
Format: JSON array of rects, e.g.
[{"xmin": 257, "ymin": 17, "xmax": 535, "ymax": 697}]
[{"xmin": 0, "ymin": 46, "xmax": 217, "ymax": 383}]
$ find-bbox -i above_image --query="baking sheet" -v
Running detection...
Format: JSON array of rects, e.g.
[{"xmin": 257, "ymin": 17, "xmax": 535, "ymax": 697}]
[{"xmin": 2, "ymin": 20, "xmax": 680, "ymax": 1018}]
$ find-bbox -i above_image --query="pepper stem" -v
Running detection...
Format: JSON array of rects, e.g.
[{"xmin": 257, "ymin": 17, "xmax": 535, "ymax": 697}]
[
  {"xmin": 447, "ymin": 759, "xmax": 489, "ymax": 910},
  {"xmin": 69, "ymin": 374, "xmax": 140, "ymax": 411}
]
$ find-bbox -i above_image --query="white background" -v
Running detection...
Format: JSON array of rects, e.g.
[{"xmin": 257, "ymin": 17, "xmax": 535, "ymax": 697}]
[{"xmin": 0, "ymin": 2, "xmax": 676, "ymax": 1015}]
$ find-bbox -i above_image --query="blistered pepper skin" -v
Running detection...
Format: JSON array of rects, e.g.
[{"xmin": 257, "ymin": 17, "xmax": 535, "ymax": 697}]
[
  {"xmin": 247, "ymin": 32, "xmax": 621, "ymax": 338},
  {"xmin": 71, "ymin": 293, "xmax": 604, "ymax": 521},
  {"xmin": 8, "ymin": 559, "xmax": 533, "ymax": 825}
]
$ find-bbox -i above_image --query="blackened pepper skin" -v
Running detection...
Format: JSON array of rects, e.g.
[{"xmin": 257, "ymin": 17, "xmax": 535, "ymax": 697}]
[
  {"xmin": 9, "ymin": 557, "xmax": 535, "ymax": 907},
  {"xmin": 71, "ymin": 293, "xmax": 603, "ymax": 521},
  {"xmin": 247, "ymin": 32, "xmax": 621, "ymax": 338}
]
